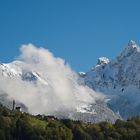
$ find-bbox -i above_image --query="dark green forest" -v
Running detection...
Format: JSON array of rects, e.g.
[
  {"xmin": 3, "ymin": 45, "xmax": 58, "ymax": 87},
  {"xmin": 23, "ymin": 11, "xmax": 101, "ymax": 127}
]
[{"xmin": 0, "ymin": 104, "xmax": 140, "ymax": 140}]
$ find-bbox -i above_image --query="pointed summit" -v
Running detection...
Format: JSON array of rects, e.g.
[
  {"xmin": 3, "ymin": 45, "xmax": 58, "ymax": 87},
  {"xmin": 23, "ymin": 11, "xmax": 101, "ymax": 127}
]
[
  {"xmin": 126, "ymin": 40, "xmax": 140, "ymax": 52},
  {"xmin": 128, "ymin": 40, "xmax": 137, "ymax": 48},
  {"xmin": 118, "ymin": 40, "xmax": 140, "ymax": 60},
  {"xmin": 97, "ymin": 57, "xmax": 110, "ymax": 65},
  {"xmin": 83, "ymin": 39, "xmax": 140, "ymax": 120}
]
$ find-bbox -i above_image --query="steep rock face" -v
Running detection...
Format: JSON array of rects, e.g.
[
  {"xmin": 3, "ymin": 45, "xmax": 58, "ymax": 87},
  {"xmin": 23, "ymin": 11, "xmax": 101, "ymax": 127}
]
[{"xmin": 81, "ymin": 40, "xmax": 140, "ymax": 119}]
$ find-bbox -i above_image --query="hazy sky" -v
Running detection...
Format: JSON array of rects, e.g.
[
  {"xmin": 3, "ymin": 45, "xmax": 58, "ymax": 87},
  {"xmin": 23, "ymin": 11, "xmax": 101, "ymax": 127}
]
[{"xmin": 0, "ymin": 0, "xmax": 140, "ymax": 71}]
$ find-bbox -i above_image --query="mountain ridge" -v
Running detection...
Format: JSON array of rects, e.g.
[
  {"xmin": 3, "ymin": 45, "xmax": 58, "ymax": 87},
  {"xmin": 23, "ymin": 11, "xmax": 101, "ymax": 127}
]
[
  {"xmin": 80, "ymin": 40, "xmax": 140, "ymax": 119},
  {"xmin": 1, "ymin": 41, "xmax": 140, "ymax": 122}
]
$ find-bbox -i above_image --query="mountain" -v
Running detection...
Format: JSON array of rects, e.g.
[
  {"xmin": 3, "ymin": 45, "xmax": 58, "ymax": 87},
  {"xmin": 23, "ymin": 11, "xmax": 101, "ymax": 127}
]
[
  {"xmin": 80, "ymin": 40, "xmax": 140, "ymax": 119},
  {"xmin": 0, "ymin": 61, "xmax": 48, "ymax": 85},
  {"xmin": 0, "ymin": 59, "xmax": 120, "ymax": 123}
]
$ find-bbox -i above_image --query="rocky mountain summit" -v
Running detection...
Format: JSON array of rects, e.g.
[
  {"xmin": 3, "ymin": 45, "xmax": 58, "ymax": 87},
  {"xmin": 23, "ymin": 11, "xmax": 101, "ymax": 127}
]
[{"xmin": 80, "ymin": 40, "xmax": 140, "ymax": 119}]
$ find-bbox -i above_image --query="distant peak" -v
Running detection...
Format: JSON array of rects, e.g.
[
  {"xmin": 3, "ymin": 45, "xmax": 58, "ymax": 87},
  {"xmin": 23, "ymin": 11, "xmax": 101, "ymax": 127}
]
[
  {"xmin": 128, "ymin": 40, "xmax": 137, "ymax": 48},
  {"xmin": 97, "ymin": 57, "xmax": 110, "ymax": 65},
  {"xmin": 118, "ymin": 40, "xmax": 140, "ymax": 60},
  {"xmin": 126, "ymin": 40, "xmax": 140, "ymax": 52}
]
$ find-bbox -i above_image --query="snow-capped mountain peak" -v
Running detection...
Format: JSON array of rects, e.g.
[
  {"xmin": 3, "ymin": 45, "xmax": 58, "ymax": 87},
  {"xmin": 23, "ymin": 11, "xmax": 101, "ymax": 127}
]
[
  {"xmin": 97, "ymin": 57, "xmax": 110, "ymax": 65},
  {"xmin": 128, "ymin": 40, "xmax": 137, "ymax": 47},
  {"xmin": 118, "ymin": 40, "xmax": 140, "ymax": 61},
  {"xmin": 0, "ymin": 61, "xmax": 49, "ymax": 86},
  {"xmin": 81, "ymin": 40, "xmax": 140, "ymax": 119}
]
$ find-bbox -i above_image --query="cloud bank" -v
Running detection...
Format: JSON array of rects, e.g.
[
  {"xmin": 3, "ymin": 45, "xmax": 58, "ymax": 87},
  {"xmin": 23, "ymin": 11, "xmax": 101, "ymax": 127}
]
[{"xmin": 0, "ymin": 44, "xmax": 104, "ymax": 115}]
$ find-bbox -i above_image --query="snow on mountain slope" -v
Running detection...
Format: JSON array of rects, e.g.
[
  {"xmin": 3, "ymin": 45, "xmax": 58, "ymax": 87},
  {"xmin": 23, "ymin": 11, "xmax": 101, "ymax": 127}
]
[
  {"xmin": 0, "ymin": 61, "xmax": 48, "ymax": 85},
  {"xmin": 0, "ymin": 44, "xmax": 120, "ymax": 123},
  {"xmin": 81, "ymin": 40, "xmax": 140, "ymax": 119},
  {"xmin": 0, "ymin": 61, "xmax": 119, "ymax": 123}
]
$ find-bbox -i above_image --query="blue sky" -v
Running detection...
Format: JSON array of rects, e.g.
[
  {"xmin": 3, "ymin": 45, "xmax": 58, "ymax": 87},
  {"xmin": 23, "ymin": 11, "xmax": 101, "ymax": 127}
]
[{"xmin": 0, "ymin": 0, "xmax": 140, "ymax": 71}]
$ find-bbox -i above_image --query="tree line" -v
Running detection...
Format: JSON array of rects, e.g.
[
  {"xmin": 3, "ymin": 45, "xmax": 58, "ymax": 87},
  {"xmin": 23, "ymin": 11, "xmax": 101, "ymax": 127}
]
[{"xmin": 0, "ymin": 104, "xmax": 140, "ymax": 140}]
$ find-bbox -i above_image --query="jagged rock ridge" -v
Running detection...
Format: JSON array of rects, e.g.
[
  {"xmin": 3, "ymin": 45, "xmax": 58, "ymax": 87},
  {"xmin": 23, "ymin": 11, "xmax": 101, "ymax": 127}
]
[{"xmin": 80, "ymin": 40, "xmax": 140, "ymax": 119}]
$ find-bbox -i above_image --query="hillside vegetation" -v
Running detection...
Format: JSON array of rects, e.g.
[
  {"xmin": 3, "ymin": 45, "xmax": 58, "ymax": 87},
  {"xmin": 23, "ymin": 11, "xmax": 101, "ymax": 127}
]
[{"xmin": 0, "ymin": 105, "xmax": 140, "ymax": 140}]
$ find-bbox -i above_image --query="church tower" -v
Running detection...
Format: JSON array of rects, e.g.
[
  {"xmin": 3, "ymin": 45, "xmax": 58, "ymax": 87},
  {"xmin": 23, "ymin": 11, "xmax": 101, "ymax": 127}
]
[{"xmin": 12, "ymin": 100, "xmax": 15, "ymax": 111}]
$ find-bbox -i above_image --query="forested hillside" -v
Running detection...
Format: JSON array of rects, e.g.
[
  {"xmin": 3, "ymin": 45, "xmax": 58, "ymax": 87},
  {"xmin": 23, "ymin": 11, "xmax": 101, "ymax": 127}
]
[{"xmin": 0, "ymin": 104, "xmax": 140, "ymax": 140}]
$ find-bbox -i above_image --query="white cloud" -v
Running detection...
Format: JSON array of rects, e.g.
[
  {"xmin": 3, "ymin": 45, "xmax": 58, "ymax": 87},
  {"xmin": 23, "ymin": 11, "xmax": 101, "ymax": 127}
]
[{"xmin": 0, "ymin": 44, "xmax": 104, "ymax": 115}]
